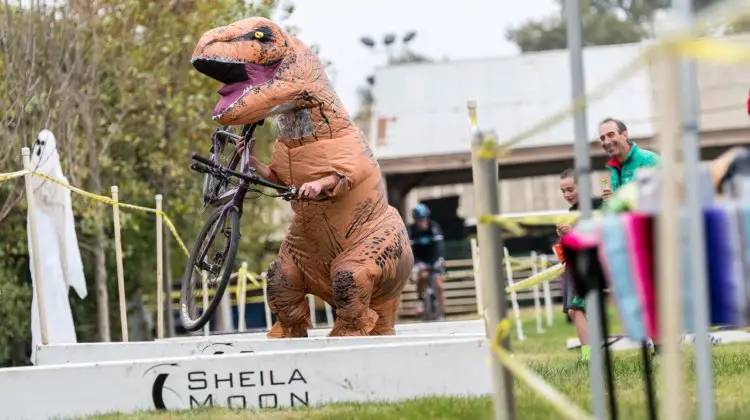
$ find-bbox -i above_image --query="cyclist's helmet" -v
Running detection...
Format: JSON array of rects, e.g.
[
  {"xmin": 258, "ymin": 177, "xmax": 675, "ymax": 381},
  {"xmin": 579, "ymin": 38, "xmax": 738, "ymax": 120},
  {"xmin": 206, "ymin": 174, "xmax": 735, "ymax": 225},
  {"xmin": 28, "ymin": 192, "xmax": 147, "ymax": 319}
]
[{"xmin": 412, "ymin": 203, "xmax": 431, "ymax": 220}]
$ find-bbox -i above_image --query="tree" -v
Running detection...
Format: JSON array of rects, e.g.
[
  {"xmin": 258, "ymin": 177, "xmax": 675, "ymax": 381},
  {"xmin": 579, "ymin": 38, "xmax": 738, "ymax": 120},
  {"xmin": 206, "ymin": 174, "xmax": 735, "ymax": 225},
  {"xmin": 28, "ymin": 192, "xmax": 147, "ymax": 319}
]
[
  {"xmin": 506, "ymin": 0, "xmax": 662, "ymax": 52},
  {"xmin": 0, "ymin": 0, "xmax": 294, "ymax": 364},
  {"xmin": 506, "ymin": 0, "xmax": 750, "ymax": 53}
]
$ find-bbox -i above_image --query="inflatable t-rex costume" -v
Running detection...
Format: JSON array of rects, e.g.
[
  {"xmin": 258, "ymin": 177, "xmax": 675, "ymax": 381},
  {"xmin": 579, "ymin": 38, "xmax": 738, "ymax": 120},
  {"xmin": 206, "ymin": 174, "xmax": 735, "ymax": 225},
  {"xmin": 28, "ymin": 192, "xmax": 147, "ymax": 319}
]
[{"xmin": 191, "ymin": 17, "xmax": 414, "ymax": 337}]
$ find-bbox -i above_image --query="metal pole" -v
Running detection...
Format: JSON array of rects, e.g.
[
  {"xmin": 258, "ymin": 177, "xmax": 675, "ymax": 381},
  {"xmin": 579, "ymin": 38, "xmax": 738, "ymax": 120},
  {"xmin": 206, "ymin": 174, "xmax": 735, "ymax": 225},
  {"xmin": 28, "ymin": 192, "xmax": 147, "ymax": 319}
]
[
  {"xmin": 566, "ymin": 1, "xmax": 606, "ymax": 418},
  {"xmin": 673, "ymin": 1, "xmax": 715, "ymax": 418},
  {"xmin": 654, "ymin": 13, "xmax": 685, "ymax": 420},
  {"xmin": 467, "ymin": 100, "xmax": 514, "ymax": 420}
]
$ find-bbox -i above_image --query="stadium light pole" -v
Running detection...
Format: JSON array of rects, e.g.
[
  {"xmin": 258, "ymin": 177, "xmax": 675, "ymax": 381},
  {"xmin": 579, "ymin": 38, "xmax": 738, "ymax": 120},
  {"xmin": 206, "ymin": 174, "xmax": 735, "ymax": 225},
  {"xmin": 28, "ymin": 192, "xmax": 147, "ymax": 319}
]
[{"xmin": 360, "ymin": 30, "xmax": 417, "ymax": 65}]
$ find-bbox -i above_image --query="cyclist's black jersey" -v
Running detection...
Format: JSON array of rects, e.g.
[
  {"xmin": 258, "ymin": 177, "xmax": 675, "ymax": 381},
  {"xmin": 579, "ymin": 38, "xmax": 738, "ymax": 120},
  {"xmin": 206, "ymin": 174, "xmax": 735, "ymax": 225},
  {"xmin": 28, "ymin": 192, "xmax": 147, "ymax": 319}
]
[{"xmin": 407, "ymin": 220, "xmax": 445, "ymax": 264}]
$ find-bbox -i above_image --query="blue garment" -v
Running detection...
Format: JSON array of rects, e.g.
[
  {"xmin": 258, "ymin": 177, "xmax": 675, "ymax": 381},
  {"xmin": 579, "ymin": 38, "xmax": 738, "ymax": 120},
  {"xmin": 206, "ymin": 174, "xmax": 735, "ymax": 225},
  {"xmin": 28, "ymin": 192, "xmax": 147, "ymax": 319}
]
[
  {"xmin": 705, "ymin": 206, "xmax": 738, "ymax": 325},
  {"xmin": 600, "ymin": 214, "xmax": 645, "ymax": 341}
]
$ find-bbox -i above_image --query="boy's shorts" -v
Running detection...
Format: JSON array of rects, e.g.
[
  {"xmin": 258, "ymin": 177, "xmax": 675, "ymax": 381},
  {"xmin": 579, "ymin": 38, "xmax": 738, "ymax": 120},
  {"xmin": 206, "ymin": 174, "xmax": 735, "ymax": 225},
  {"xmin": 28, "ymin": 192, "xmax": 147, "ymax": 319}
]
[{"xmin": 561, "ymin": 270, "xmax": 586, "ymax": 313}]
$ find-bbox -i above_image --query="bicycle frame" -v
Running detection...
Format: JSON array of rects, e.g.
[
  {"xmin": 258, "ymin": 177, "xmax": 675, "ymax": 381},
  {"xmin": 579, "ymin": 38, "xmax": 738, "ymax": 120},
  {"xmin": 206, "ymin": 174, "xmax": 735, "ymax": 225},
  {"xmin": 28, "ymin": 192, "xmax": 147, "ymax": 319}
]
[
  {"xmin": 190, "ymin": 121, "xmax": 295, "ymax": 273},
  {"xmin": 201, "ymin": 124, "xmax": 250, "ymax": 209}
]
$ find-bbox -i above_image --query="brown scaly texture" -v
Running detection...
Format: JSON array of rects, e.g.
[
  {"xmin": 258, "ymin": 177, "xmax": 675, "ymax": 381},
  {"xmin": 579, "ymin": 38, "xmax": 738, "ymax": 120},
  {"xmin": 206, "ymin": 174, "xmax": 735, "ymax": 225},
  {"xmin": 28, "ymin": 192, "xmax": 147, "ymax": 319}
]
[{"xmin": 191, "ymin": 17, "xmax": 413, "ymax": 337}]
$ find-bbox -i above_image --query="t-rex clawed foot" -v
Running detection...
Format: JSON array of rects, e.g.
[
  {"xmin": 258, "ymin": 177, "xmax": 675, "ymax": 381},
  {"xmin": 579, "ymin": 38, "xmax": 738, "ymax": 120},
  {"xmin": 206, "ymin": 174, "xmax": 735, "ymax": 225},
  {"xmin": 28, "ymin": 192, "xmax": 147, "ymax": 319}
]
[
  {"xmin": 265, "ymin": 259, "xmax": 310, "ymax": 339},
  {"xmin": 368, "ymin": 295, "xmax": 401, "ymax": 336},
  {"xmin": 267, "ymin": 320, "xmax": 308, "ymax": 338},
  {"xmin": 328, "ymin": 266, "xmax": 378, "ymax": 336}
]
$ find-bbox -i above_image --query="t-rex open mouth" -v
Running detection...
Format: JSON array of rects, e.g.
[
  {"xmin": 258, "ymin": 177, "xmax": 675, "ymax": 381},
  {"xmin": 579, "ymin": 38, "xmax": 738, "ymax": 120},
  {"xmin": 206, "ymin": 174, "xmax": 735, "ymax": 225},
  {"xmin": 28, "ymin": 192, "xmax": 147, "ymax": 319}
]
[{"xmin": 191, "ymin": 58, "xmax": 283, "ymax": 117}]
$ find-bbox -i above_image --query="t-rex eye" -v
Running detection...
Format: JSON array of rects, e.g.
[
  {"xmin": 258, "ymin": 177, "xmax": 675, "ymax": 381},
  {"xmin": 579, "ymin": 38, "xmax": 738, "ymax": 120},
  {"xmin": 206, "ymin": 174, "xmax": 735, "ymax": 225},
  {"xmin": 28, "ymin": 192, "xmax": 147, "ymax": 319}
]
[{"xmin": 228, "ymin": 28, "xmax": 272, "ymax": 43}]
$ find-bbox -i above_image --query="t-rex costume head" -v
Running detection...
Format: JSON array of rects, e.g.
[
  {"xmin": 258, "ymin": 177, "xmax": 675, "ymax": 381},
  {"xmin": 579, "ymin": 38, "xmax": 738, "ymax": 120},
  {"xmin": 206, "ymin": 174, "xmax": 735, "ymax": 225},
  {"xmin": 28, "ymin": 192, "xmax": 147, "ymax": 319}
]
[
  {"xmin": 191, "ymin": 16, "xmax": 344, "ymax": 131},
  {"xmin": 192, "ymin": 18, "xmax": 414, "ymax": 338}
]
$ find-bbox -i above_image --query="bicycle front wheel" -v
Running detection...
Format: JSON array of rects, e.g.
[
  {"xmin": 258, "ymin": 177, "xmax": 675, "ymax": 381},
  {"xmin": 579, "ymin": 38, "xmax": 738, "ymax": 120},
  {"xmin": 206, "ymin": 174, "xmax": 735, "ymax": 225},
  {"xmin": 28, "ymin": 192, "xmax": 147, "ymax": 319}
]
[{"xmin": 179, "ymin": 206, "xmax": 241, "ymax": 332}]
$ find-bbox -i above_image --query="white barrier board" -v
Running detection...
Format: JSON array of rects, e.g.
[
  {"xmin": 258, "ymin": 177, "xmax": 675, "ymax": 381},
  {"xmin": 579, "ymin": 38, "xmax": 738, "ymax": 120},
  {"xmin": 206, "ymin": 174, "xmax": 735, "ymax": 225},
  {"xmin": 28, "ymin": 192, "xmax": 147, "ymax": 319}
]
[
  {"xmin": 0, "ymin": 338, "xmax": 491, "ymax": 420},
  {"xmin": 160, "ymin": 319, "xmax": 485, "ymax": 342},
  {"xmin": 35, "ymin": 333, "xmax": 484, "ymax": 365}
]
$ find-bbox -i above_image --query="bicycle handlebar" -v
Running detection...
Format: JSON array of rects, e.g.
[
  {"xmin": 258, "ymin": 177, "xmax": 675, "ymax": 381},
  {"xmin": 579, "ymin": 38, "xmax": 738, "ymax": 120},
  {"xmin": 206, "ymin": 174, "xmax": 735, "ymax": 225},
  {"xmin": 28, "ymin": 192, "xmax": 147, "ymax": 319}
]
[
  {"xmin": 191, "ymin": 153, "xmax": 215, "ymax": 167},
  {"xmin": 190, "ymin": 152, "xmax": 294, "ymax": 195}
]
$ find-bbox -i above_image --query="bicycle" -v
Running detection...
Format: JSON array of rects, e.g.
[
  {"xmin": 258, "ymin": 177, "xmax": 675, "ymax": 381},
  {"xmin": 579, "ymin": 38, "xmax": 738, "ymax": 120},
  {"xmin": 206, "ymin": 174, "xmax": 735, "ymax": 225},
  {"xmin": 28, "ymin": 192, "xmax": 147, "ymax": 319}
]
[
  {"xmin": 413, "ymin": 263, "xmax": 446, "ymax": 322},
  {"xmin": 179, "ymin": 120, "xmax": 296, "ymax": 332}
]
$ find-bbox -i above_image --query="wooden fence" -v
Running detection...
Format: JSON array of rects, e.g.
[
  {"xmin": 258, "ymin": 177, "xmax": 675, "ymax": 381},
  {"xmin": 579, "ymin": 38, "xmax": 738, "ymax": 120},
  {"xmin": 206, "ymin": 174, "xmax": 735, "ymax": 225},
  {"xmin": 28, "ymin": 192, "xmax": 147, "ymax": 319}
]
[{"xmin": 398, "ymin": 256, "xmax": 563, "ymax": 319}]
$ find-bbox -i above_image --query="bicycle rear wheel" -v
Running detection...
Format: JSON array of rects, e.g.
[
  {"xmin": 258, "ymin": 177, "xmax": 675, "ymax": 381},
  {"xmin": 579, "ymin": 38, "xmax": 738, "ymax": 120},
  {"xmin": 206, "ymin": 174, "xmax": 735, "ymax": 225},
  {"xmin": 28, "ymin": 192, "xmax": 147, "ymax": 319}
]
[
  {"xmin": 179, "ymin": 206, "xmax": 241, "ymax": 332},
  {"xmin": 422, "ymin": 290, "xmax": 436, "ymax": 321}
]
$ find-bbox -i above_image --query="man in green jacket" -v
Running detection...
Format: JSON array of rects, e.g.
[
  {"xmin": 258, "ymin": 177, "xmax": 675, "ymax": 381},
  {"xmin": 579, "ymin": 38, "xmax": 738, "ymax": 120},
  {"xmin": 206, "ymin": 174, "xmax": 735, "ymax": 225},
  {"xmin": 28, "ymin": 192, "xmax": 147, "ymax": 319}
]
[{"xmin": 599, "ymin": 117, "xmax": 661, "ymax": 200}]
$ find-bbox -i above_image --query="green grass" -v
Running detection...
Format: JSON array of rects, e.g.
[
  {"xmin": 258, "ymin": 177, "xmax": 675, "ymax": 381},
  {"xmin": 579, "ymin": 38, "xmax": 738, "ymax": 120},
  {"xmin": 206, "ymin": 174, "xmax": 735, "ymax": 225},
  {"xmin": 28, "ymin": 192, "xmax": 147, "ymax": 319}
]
[{"xmin": 86, "ymin": 308, "xmax": 750, "ymax": 420}]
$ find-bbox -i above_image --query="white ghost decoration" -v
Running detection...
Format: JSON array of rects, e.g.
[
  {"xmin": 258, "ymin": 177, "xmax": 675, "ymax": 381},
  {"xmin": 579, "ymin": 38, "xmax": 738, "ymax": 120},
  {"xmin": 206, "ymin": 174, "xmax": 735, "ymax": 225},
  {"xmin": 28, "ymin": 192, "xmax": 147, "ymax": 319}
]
[{"xmin": 27, "ymin": 129, "xmax": 87, "ymax": 364}]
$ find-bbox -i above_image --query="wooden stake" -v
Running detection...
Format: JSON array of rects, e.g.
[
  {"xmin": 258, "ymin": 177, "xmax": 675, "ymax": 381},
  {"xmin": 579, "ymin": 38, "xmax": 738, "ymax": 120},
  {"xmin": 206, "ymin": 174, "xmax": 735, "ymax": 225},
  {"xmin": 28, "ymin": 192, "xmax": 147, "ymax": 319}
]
[
  {"xmin": 202, "ymin": 271, "xmax": 209, "ymax": 337},
  {"xmin": 653, "ymin": 15, "xmax": 685, "ymax": 420},
  {"xmin": 541, "ymin": 254, "xmax": 554, "ymax": 326},
  {"xmin": 155, "ymin": 194, "xmax": 164, "ymax": 339},
  {"xmin": 325, "ymin": 302, "xmax": 334, "ymax": 327},
  {"xmin": 503, "ymin": 248, "xmax": 525, "ymax": 341},
  {"xmin": 471, "ymin": 238, "xmax": 484, "ymax": 316},
  {"xmin": 531, "ymin": 251, "xmax": 544, "ymax": 334},
  {"xmin": 111, "ymin": 186, "xmax": 128, "ymax": 342},
  {"xmin": 263, "ymin": 273, "xmax": 272, "ymax": 330},
  {"xmin": 238, "ymin": 262, "xmax": 248, "ymax": 332},
  {"xmin": 308, "ymin": 295, "xmax": 317, "ymax": 328}
]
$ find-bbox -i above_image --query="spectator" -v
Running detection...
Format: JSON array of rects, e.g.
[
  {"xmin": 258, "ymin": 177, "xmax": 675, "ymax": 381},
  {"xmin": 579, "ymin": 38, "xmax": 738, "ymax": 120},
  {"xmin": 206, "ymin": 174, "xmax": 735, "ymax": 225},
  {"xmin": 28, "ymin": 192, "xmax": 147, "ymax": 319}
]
[
  {"xmin": 599, "ymin": 118, "xmax": 661, "ymax": 200},
  {"xmin": 556, "ymin": 168, "xmax": 603, "ymax": 362}
]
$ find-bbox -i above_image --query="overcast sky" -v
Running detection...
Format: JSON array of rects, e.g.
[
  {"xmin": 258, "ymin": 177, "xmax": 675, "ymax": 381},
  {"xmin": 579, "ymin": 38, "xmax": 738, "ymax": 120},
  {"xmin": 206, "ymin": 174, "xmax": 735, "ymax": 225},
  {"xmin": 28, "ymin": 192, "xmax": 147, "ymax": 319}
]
[{"xmin": 277, "ymin": 0, "xmax": 558, "ymax": 115}]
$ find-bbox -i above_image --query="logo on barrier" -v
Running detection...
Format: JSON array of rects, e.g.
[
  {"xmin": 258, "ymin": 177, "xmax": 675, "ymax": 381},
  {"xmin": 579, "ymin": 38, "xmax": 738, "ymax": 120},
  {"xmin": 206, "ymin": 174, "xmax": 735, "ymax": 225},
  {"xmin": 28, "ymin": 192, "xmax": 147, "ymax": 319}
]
[
  {"xmin": 198, "ymin": 342, "xmax": 256, "ymax": 355},
  {"xmin": 144, "ymin": 362, "xmax": 310, "ymax": 410},
  {"xmin": 144, "ymin": 363, "xmax": 184, "ymax": 410}
]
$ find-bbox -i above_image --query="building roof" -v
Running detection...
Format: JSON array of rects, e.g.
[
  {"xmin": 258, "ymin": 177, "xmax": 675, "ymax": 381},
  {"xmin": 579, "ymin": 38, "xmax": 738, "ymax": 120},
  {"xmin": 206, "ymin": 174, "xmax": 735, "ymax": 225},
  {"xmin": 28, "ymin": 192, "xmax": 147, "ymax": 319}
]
[{"xmin": 367, "ymin": 39, "xmax": 661, "ymax": 160}]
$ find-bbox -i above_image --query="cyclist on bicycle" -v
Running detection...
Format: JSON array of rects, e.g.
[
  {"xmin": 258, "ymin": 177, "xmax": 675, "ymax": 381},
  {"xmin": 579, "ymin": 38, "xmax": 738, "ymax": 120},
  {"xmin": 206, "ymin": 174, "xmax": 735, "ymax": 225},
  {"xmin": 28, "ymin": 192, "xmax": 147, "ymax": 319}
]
[{"xmin": 407, "ymin": 203, "xmax": 447, "ymax": 319}]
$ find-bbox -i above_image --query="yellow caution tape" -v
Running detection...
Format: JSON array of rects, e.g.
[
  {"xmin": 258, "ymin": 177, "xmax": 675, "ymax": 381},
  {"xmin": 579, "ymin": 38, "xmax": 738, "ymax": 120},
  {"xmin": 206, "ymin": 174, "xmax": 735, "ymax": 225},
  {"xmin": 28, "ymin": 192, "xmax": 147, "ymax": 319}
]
[
  {"xmin": 478, "ymin": 214, "xmax": 526, "ymax": 236},
  {"xmin": 675, "ymin": 36, "xmax": 750, "ymax": 64},
  {"xmin": 168, "ymin": 280, "xmax": 266, "ymax": 302},
  {"xmin": 159, "ymin": 295, "xmax": 266, "ymax": 310},
  {"xmin": 0, "ymin": 169, "xmax": 30, "ymax": 182},
  {"xmin": 506, "ymin": 263, "xmax": 565, "ymax": 293},
  {"xmin": 480, "ymin": 211, "xmax": 603, "ymax": 236},
  {"xmin": 29, "ymin": 171, "xmax": 191, "ymax": 257},
  {"xmin": 237, "ymin": 265, "xmax": 264, "ymax": 288},
  {"xmin": 506, "ymin": 260, "xmax": 536, "ymax": 272},
  {"xmin": 491, "ymin": 319, "xmax": 594, "ymax": 420},
  {"xmin": 476, "ymin": 134, "xmax": 509, "ymax": 161}
]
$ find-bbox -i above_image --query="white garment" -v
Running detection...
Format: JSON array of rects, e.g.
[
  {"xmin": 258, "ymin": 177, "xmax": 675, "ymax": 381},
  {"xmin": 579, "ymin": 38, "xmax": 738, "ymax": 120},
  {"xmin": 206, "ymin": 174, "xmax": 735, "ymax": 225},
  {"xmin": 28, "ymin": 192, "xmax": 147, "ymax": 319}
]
[{"xmin": 27, "ymin": 129, "xmax": 87, "ymax": 364}]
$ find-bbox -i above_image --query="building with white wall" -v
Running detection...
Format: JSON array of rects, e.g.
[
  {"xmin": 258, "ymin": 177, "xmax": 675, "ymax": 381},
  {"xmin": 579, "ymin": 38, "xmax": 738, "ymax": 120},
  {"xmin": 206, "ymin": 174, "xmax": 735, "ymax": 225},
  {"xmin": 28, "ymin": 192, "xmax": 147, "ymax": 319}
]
[{"xmin": 368, "ymin": 34, "xmax": 750, "ymax": 223}]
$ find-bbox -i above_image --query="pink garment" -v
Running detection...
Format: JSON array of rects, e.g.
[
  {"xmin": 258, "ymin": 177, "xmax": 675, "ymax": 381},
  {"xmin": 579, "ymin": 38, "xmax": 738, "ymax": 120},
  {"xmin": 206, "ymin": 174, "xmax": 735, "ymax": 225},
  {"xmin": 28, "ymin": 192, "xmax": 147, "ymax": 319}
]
[{"xmin": 625, "ymin": 213, "xmax": 657, "ymax": 340}]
